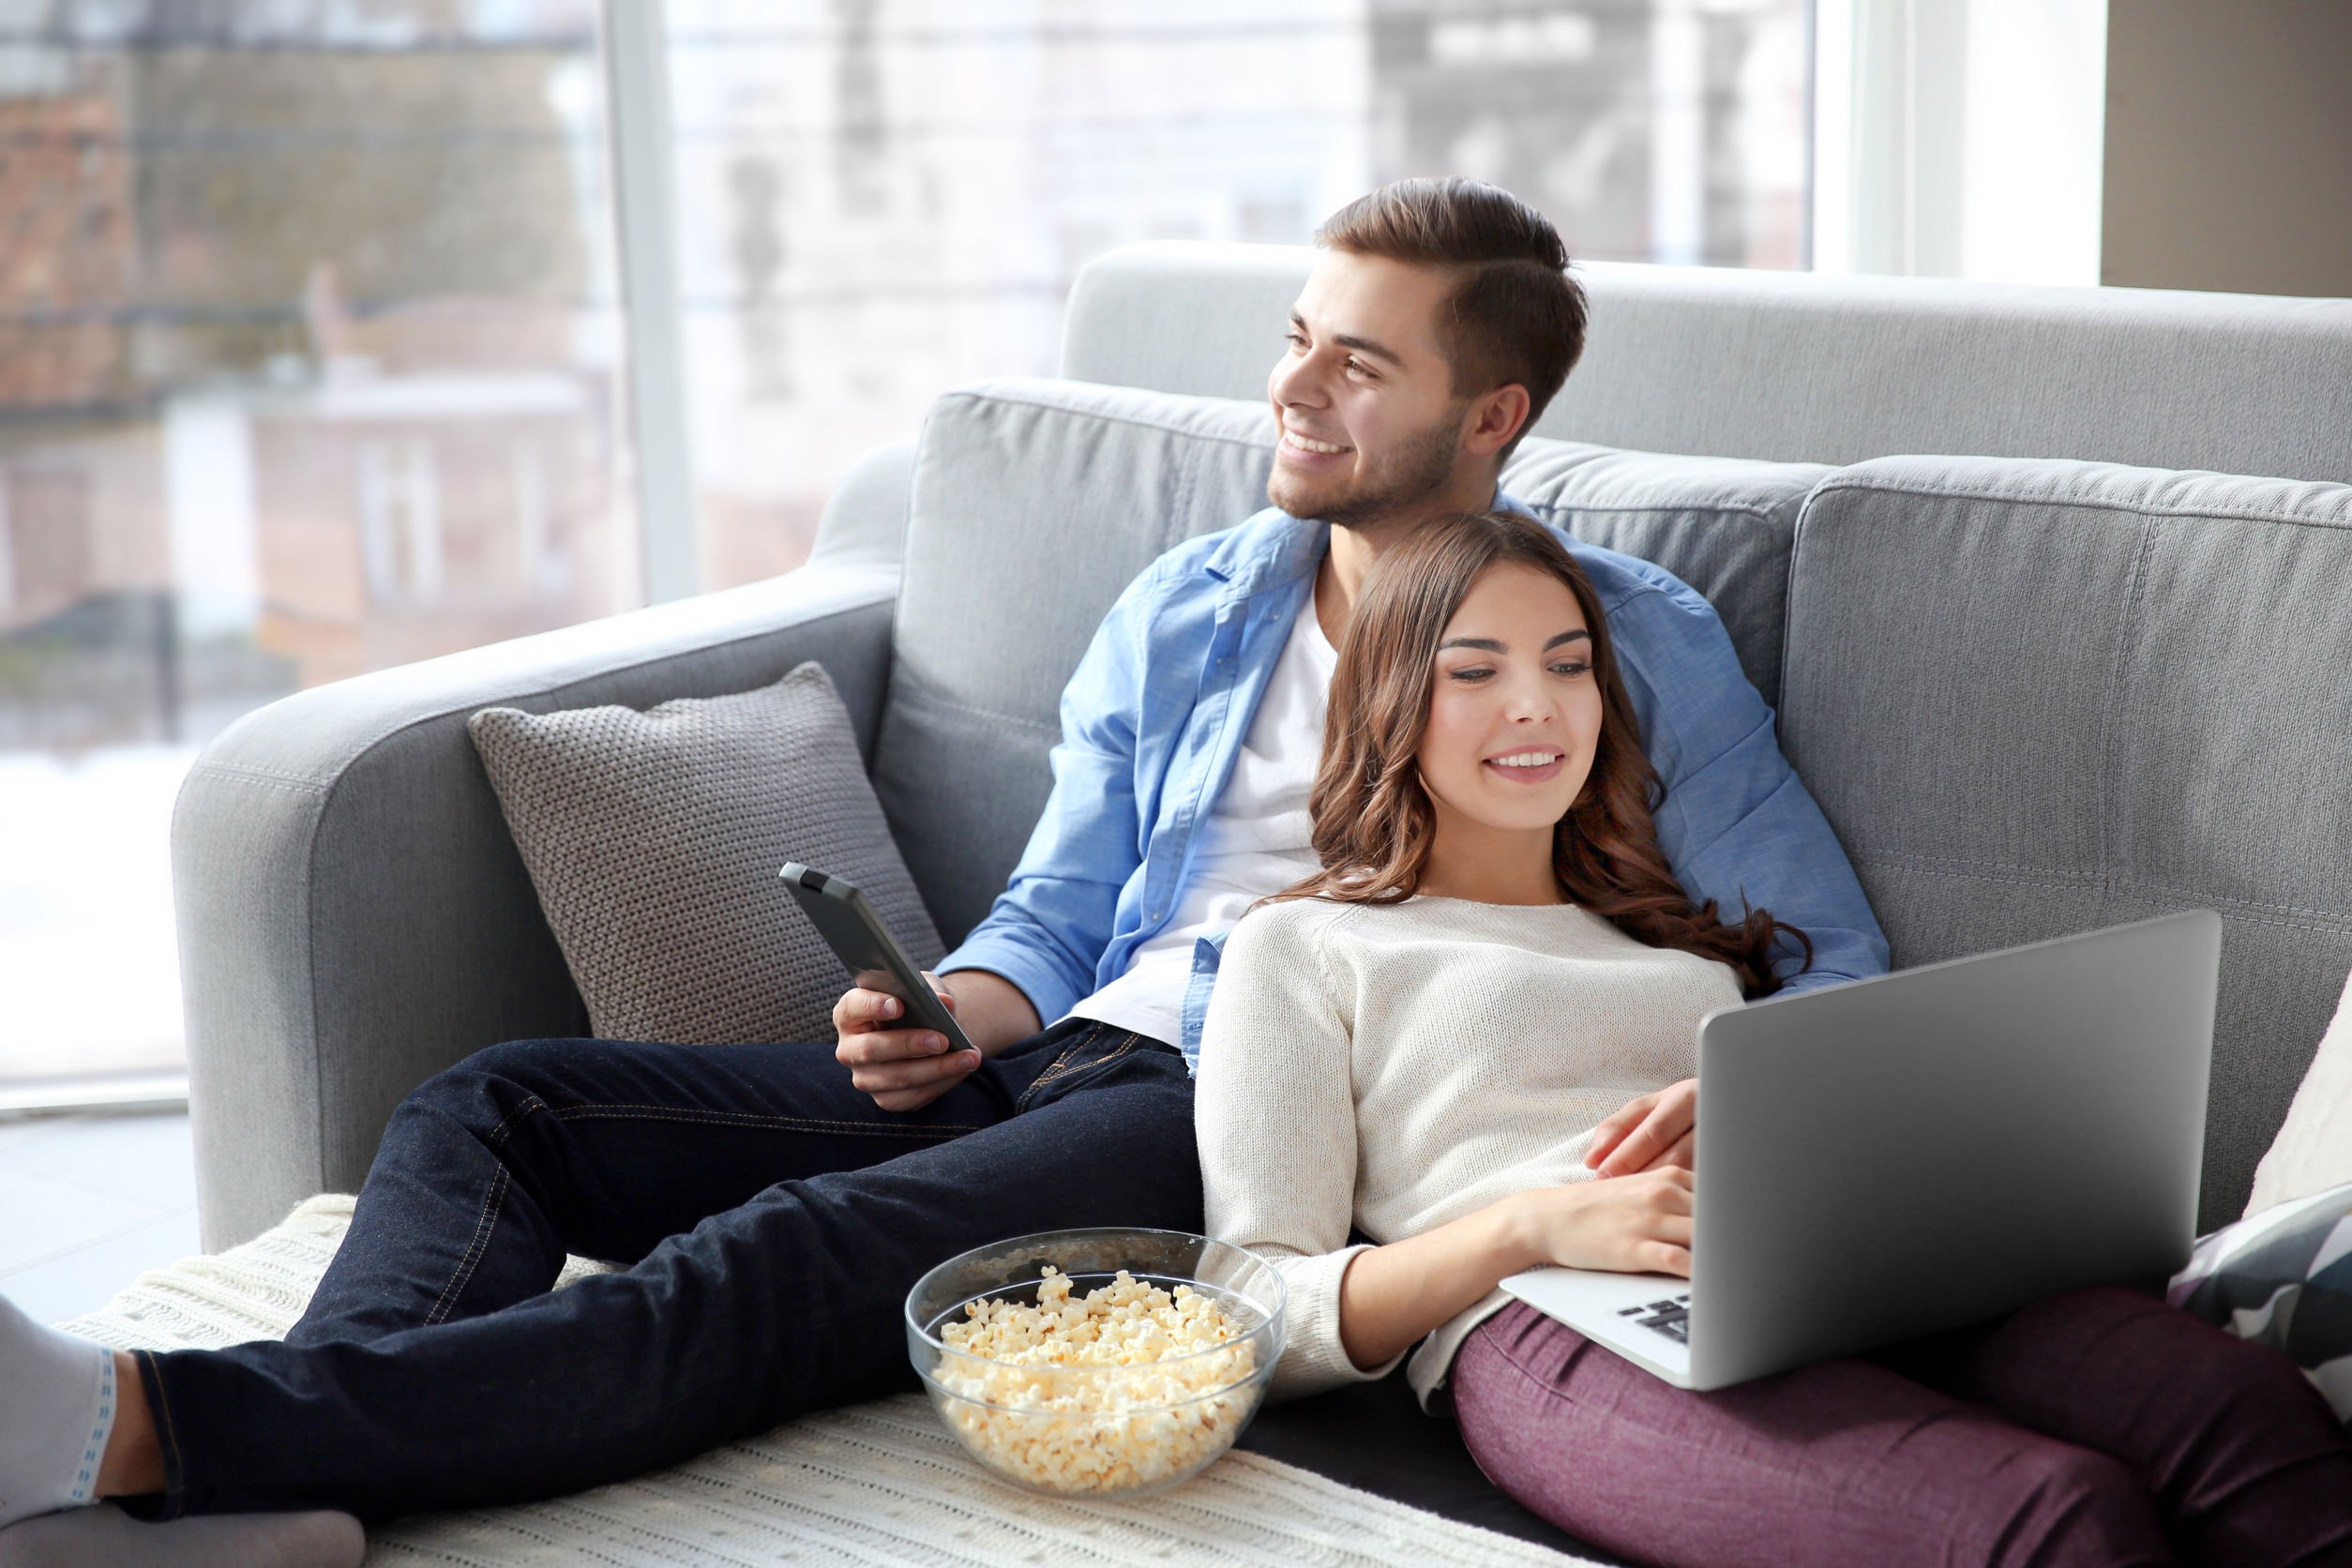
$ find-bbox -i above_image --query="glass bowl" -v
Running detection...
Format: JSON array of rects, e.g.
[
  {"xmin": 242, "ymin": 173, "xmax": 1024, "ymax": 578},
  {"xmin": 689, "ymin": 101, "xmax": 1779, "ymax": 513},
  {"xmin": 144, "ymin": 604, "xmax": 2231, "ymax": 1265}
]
[{"xmin": 905, "ymin": 1227, "xmax": 1288, "ymax": 1499}]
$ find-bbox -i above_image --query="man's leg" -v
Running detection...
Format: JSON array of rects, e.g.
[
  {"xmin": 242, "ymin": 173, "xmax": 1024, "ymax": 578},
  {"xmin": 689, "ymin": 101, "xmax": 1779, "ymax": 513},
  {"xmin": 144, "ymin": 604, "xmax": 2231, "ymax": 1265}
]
[
  {"xmin": 289, "ymin": 1032, "xmax": 1011, "ymax": 1347},
  {"xmin": 121, "ymin": 1024, "xmax": 1199, "ymax": 1523}
]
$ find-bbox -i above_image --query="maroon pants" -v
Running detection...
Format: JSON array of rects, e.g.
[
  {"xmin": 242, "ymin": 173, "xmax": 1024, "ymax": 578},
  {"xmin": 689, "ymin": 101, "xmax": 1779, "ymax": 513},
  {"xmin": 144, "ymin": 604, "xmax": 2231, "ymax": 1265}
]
[{"xmin": 1451, "ymin": 1288, "xmax": 2352, "ymax": 1568}]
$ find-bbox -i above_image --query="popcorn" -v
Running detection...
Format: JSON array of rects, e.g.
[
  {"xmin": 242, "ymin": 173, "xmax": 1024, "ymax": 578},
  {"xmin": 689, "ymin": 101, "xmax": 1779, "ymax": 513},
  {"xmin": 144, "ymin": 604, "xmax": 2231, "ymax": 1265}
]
[{"xmin": 929, "ymin": 1266, "xmax": 1261, "ymax": 1495}]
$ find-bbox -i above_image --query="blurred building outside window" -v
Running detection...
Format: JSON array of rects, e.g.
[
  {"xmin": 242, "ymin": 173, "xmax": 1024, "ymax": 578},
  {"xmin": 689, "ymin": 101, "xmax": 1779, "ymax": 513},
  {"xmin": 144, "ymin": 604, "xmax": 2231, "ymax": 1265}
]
[
  {"xmin": 0, "ymin": 0, "xmax": 1814, "ymax": 1100},
  {"xmin": 0, "ymin": 0, "xmax": 637, "ymax": 1098},
  {"xmin": 665, "ymin": 0, "xmax": 1812, "ymax": 591}
]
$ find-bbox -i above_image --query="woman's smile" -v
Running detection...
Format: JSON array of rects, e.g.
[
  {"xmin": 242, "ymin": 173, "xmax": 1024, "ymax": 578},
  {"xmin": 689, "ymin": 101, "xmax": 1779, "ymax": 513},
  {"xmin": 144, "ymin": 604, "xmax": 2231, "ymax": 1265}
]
[{"xmin": 1483, "ymin": 748, "xmax": 1566, "ymax": 782}]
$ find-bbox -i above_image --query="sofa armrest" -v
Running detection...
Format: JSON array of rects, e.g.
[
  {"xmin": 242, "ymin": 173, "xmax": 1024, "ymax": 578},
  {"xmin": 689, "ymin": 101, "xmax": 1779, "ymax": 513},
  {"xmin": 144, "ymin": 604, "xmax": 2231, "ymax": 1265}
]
[
  {"xmin": 807, "ymin": 440, "xmax": 915, "ymax": 568},
  {"xmin": 173, "ymin": 562, "xmax": 900, "ymax": 1250}
]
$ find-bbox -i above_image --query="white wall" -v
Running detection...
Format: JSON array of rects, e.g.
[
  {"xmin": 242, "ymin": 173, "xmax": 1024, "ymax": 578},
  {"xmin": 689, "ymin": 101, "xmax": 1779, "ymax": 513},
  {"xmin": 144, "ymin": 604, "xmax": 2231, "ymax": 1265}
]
[{"xmin": 2102, "ymin": 0, "xmax": 2352, "ymax": 298}]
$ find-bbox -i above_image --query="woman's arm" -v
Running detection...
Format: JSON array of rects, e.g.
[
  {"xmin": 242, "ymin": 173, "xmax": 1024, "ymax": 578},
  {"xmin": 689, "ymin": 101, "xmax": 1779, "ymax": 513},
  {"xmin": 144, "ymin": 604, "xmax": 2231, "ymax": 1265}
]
[
  {"xmin": 1196, "ymin": 909, "xmax": 1381, "ymax": 1398},
  {"xmin": 1335, "ymin": 1169, "xmax": 1696, "ymax": 1370}
]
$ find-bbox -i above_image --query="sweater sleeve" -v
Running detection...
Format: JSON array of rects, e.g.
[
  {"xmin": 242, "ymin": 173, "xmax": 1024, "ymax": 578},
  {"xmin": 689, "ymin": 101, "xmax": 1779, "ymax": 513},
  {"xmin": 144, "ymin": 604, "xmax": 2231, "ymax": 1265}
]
[{"xmin": 1194, "ymin": 904, "xmax": 1405, "ymax": 1401}]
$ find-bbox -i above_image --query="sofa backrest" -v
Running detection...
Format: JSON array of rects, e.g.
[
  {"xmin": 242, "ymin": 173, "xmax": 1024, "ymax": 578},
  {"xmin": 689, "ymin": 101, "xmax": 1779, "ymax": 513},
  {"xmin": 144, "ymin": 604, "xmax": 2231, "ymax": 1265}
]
[
  {"xmin": 1778, "ymin": 456, "xmax": 2352, "ymax": 1227},
  {"xmin": 884, "ymin": 379, "xmax": 2352, "ymax": 1230},
  {"xmin": 1062, "ymin": 243, "xmax": 2352, "ymax": 485},
  {"xmin": 874, "ymin": 379, "xmax": 1826, "ymax": 945},
  {"xmin": 876, "ymin": 384, "xmax": 1273, "ymax": 941}
]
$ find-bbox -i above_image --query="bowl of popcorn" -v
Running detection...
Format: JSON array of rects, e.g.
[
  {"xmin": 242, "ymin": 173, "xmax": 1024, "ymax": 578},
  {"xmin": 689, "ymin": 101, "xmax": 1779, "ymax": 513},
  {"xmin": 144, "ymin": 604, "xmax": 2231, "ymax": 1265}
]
[{"xmin": 905, "ymin": 1227, "xmax": 1287, "ymax": 1499}]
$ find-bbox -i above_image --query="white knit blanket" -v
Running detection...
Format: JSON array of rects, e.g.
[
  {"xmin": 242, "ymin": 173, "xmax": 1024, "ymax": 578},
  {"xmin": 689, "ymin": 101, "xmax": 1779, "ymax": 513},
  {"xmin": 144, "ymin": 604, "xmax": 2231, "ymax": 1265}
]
[{"xmin": 62, "ymin": 1197, "xmax": 1596, "ymax": 1567}]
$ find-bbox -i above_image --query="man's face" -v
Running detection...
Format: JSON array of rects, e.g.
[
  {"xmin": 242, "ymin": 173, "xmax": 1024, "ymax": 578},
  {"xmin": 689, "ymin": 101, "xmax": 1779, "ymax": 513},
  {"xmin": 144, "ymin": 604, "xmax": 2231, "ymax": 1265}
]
[{"xmin": 1265, "ymin": 250, "xmax": 1475, "ymax": 529}]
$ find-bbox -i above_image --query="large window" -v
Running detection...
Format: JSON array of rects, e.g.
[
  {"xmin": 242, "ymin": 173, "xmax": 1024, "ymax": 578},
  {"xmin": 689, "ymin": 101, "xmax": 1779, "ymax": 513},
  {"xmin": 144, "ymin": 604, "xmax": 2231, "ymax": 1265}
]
[
  {"xmin": 665, "ymin": 0, "xmax": 1812, "ymax": 590},
  {"xmin": 0, "ymin": 0, "xmax": 1811, "ymax": 1095},
  {"xmin": 0, "ymin": 1, "xmax": 636, "ymax": 1093}
]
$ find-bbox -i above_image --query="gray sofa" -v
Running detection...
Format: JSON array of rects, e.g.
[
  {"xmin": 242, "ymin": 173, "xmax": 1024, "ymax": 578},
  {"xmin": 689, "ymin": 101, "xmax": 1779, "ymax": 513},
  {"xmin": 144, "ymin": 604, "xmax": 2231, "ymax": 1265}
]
[{"xmin": 171, "ymin": 246, "xmax": 2352, "ymax": 1556}]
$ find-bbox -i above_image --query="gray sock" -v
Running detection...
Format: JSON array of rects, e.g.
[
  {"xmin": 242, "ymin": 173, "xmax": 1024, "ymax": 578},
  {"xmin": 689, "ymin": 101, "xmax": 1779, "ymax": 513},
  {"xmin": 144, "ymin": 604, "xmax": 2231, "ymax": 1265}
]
[
  {"xmin": 0, "ymin": 1296, "xmax": 114, "ymax": 1530},
  {"xmin": 0, "ymin": 1503, "xmax": 365, "ymax": 1568}
]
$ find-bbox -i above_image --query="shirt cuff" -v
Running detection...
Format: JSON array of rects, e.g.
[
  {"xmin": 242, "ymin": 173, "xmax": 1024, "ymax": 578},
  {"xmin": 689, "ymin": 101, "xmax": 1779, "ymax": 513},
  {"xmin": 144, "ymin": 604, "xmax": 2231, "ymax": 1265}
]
[
  {"xmin": 937, "ymin": 927, "xmax": 1085, "ymax": 1027},
  {"xmin": 1267, "ymin": 1245, "xmax": 1404, "ymax": 1402}
]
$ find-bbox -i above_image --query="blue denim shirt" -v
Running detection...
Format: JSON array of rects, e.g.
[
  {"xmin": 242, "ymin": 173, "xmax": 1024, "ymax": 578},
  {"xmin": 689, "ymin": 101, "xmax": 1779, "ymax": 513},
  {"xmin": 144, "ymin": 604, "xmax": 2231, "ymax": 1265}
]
[{"xmin": 939, "ymin": 498, "xmax": 1890, "ymax": 1067}]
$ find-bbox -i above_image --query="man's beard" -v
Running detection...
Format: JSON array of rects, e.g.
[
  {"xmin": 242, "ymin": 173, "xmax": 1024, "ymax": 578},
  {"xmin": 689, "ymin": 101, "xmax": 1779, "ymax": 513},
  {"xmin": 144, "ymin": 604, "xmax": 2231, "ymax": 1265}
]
[{"xmin": 1268, "ymin": 409, "xmax": 1466, "ymax": 531}]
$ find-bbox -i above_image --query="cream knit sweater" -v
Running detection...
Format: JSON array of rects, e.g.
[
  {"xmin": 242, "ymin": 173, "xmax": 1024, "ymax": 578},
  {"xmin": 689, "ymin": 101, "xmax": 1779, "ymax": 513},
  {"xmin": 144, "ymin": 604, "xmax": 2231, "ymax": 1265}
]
[{"xmin": 1194, "ymin": 895, "xmax": 1742, "ymax": 1408}]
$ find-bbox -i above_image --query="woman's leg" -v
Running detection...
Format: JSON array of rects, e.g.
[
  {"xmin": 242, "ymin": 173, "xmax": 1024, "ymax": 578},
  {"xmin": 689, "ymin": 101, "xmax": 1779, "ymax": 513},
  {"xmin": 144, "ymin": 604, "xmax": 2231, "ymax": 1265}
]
[
  {"xmin": 1884, "ymin": 1286, "xmax": 2352, "ymax": 1567},
  {"xmin": 1449, "ymin": 1301, "xmax": 2178, "ymax": 1568},
  {"xmin": 121, "ymin": 1024, "xmax": 1200, "ymax": 1524}
]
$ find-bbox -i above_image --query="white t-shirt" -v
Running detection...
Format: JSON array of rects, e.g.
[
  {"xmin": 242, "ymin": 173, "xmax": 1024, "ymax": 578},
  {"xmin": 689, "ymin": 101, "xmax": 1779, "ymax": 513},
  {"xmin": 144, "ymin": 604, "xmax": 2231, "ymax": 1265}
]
[{"xmin": 1063, "ymin": 602, "xmax": 1338, "ymax": 1043}]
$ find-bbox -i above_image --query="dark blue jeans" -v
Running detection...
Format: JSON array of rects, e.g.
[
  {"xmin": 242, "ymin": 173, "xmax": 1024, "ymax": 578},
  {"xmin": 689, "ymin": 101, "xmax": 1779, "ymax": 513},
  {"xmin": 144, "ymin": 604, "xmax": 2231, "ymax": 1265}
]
[{"xmin": 129, "ymin": 1018, "xmax": 1199, "ymax": 1523}]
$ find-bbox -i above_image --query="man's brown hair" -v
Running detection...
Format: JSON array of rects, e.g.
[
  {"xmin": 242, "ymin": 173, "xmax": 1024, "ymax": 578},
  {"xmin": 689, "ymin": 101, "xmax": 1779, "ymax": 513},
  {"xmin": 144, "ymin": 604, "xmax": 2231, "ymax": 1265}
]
[{"xmin": 1315, "ymin": 178, "xmax": 1587, "ymax": 460}]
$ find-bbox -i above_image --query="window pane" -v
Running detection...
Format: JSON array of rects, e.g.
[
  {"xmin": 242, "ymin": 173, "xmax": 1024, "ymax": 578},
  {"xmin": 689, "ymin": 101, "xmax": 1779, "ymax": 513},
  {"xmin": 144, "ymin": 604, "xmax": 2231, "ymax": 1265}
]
[
  {"xmin": 0, "ymin": 2, "xmax": 637, "ymax": 1090},
  {"xmin": 664, "ymin": 0, "xmax": 1811, "ymax": 590}
]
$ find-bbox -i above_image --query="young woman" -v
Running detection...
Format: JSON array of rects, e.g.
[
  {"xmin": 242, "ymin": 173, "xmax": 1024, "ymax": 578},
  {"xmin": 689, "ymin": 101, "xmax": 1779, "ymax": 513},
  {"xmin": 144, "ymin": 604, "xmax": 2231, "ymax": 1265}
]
[{"xmin": 1194, "ymin": 510, "xmax": 2352, "ymax": 1568}]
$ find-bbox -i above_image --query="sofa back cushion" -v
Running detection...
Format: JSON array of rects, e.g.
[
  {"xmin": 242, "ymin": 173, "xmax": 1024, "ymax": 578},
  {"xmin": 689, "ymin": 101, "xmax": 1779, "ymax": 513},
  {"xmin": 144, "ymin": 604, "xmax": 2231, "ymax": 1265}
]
[
  {"xmin": 878, "ymin": 384, "xmax": 1276, "ymax": 946},
  {"xmin": 1063, "ymin": 246, "xmax": 2352, "ymax": 485},
  {"xmin": 878, "ymin": 378, "xmax": 1827, "ymax": 946},
  {"xmin": 1502, "ymin": 443, "xmax": 1829, "ymax": 710},
  {"xmin": 1778, "ymin": 455, "xmax": 2352, "ymax": 1229}
]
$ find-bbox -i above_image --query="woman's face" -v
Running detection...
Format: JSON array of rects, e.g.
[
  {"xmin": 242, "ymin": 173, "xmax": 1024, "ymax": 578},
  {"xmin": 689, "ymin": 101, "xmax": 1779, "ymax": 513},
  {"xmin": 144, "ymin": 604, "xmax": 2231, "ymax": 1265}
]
[{"xmin": 1415, "ymin": 562, "xmax": 1604, "ymax": 844}]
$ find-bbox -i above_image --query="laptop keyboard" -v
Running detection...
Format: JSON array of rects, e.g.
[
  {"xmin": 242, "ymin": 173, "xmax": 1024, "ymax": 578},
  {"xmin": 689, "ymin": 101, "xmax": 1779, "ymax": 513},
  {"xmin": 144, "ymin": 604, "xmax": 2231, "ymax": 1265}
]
[{"xmin": 1616, "ymin": 1293, "xmax": 1693, "ymax": 1344}]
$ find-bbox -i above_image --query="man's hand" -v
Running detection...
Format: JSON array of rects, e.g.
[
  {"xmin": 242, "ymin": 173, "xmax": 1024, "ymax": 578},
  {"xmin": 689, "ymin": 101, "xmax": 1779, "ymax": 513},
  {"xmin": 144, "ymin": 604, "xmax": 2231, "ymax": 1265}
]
[
  {"xmin": 833, "ymin": 972, "xmax": 980, "ymax": 1113},
  {"xmin": 1585, "ymin": 1078, "xmax": 1697, "ymax": 1178},
  {"xmin": 832, "ymin": 969, "xmax": 1040, "ymax": 1113}
]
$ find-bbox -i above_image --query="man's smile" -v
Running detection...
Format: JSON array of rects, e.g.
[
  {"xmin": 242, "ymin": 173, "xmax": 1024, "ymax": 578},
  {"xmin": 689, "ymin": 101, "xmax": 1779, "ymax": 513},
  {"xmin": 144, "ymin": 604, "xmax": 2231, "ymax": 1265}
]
[{"xmin": 1280, "ymin": 428, "xmax": 1352, "ymax": 458}]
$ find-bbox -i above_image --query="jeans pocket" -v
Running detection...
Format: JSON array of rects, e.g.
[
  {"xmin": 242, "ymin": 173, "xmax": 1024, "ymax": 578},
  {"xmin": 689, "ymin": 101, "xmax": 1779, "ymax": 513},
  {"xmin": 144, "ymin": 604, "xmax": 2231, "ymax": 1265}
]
[{"xmin": 1015, "ymin": 1025, "xmax": 1171, "ymax": 1114}]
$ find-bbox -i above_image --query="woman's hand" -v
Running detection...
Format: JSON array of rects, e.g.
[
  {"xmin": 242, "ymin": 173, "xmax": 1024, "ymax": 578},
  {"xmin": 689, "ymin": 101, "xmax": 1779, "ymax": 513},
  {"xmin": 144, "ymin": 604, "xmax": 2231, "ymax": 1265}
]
[
  {"xmin": 1585, "ymin": 1078, "xmax": 1697, "ymax": 1177},
  {"xmin": 1334, "ymin": 1171, "xmax": 1695, "ymax": 1370},
  {"xmin": 1506, "ymin": 1168, "xmax": 1694, "ymax": 1278}
]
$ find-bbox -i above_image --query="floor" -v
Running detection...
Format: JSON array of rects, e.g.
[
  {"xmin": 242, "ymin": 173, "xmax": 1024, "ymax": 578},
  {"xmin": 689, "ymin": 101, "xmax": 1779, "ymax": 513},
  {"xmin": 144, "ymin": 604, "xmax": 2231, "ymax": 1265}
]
[{"xmin": 0, "ymin": 1108, "xmax": 201, "ymax": 1324}]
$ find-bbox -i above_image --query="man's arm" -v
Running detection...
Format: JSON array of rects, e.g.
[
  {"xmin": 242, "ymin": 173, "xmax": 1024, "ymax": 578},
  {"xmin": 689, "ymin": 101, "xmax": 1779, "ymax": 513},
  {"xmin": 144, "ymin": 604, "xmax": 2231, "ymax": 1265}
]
[
  {"xmin": 836, "ymin": 563, "xmax": 1166, "ymax": 1108},
  {"xmin": 930, "ymin": 560, "xmax": 1164, "ymax": 1018},
  {"xmin": 1607, "ymin": 580, "xmax": 1890, "ymax": 993}
]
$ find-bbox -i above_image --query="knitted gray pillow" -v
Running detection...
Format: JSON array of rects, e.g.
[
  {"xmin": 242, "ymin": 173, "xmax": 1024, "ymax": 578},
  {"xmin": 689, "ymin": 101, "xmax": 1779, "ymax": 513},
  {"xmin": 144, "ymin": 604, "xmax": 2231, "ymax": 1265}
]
[{"xmin": 467, "ymin": 663, "xmax": 943, "ymax": 1046}]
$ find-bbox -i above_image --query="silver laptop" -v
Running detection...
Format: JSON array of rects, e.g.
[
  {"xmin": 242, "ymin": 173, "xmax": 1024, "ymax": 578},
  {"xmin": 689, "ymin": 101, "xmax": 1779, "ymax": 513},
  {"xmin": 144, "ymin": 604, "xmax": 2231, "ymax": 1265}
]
[{"xmin": 1500, "ymin": 910, "xmax": 2219, "ymax": 1391}]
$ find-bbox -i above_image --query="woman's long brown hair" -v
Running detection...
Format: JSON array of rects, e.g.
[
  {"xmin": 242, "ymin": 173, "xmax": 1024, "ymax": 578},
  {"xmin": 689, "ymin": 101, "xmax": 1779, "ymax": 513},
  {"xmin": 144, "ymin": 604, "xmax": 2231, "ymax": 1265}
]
[{"xmin": 1275, "ymin": 510, "xmax": 1810, "ymax": 997}]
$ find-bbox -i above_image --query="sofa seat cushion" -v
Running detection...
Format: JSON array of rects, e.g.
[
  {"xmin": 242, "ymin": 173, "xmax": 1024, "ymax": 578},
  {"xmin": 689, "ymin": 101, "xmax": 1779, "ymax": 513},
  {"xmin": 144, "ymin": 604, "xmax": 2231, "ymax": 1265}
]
[
  {"xmin": 1777, "ymin": 456, "xmax": 2352, "ymax": 1229},
  {"xmin": 59, "ymin": 1198, "xmax": 1606, "ymax": 1567},
  {"xmin": 468, "ymin": 663, "xmax": 942, "ymax": 1047},
  {"xmin": 882, "ymin": 378, "xmax": 1829, "ymax": 943}
]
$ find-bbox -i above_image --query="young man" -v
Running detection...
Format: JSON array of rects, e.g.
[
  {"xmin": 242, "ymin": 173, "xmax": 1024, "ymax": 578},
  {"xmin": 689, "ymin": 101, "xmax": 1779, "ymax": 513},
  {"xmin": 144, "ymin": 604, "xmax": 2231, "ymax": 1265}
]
[{"xmin": 0, "ymin": 178, "xmax": 1884, "ymax": 1556}]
